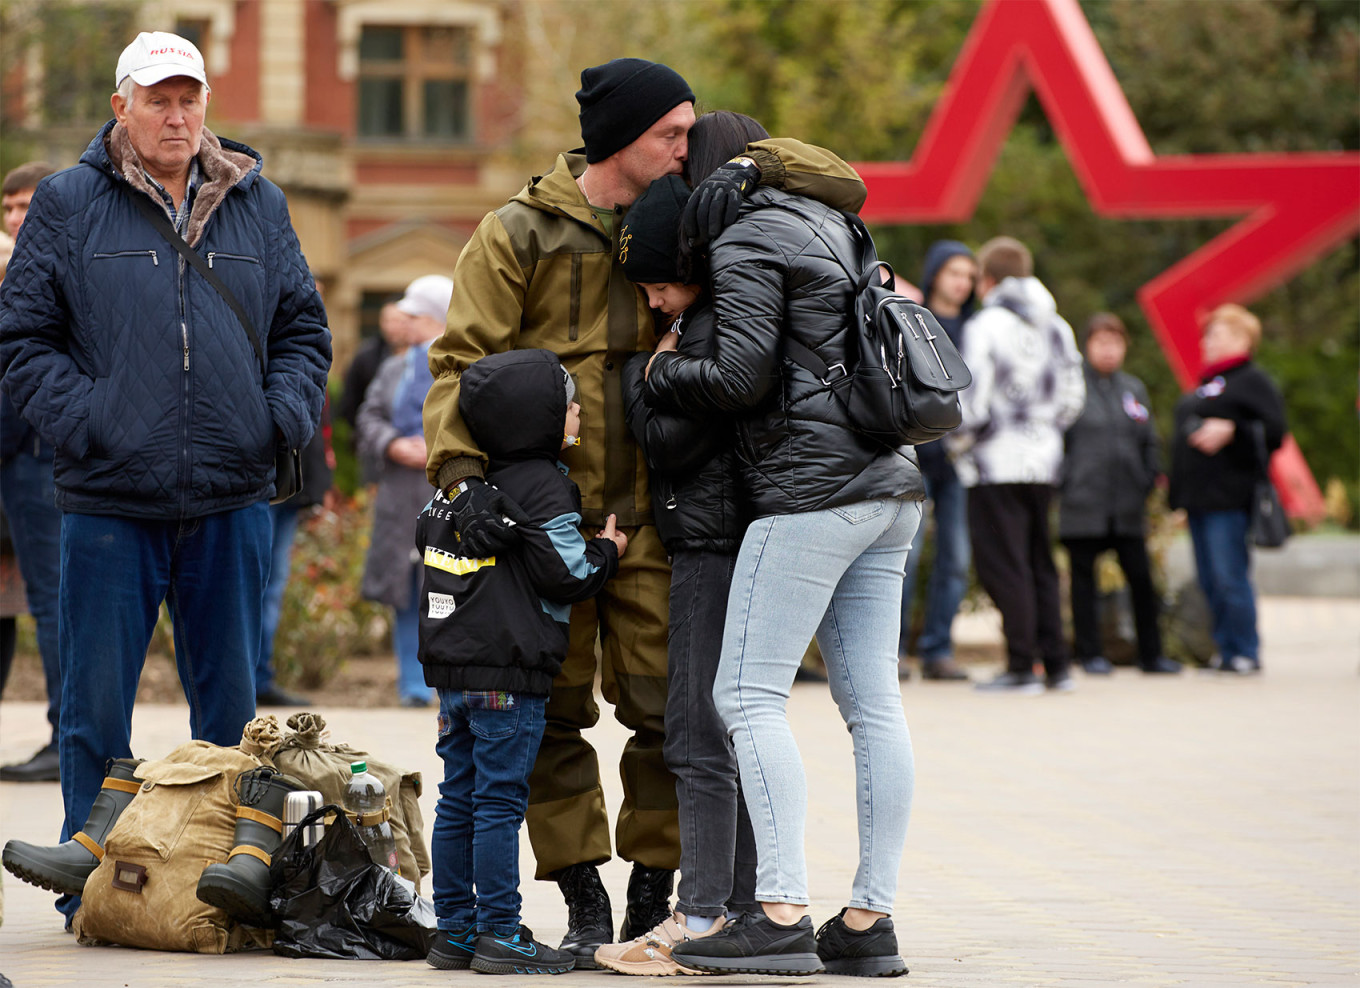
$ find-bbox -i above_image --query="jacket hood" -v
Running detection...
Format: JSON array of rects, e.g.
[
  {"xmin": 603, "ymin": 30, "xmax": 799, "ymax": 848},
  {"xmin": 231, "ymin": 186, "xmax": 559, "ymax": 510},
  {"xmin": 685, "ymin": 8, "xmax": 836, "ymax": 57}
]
[
  {"xmin": 921, "ymin": 239, "xmax": 975, "ymax": 309},
  {"xmin": 82, "ymin": 118, "xmax": 263, "ymax": 246},
  {"xmin": 510, "ymin": 152, "xmax": 605, "ymax": 231},
  {"xmin": 460, "ymin": 349, "xmax": 569, "ymax": 463},
  {"xmin": 984, "ymin": 275, "xmax": 1057, "ymax": 328}
]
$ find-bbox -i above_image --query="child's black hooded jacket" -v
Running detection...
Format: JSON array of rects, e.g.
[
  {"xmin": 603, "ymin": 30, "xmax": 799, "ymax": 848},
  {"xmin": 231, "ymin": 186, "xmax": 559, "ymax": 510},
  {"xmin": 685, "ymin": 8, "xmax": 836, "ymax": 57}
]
[{"xmin": 415, "ymin": 349, "xmax": 618, "ymax": 695}]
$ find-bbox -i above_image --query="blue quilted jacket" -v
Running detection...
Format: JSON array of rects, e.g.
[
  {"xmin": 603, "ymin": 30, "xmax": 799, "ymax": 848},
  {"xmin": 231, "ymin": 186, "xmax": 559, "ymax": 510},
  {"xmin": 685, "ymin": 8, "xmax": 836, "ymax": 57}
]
[{"xmin": 0, "ymin": 121, "xmax": 330, "ymax": 519}]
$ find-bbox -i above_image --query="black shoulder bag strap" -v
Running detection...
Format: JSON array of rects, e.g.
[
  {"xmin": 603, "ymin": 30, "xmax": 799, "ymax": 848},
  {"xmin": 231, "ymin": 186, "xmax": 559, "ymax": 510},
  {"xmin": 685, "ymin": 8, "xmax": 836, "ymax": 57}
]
[{"xmin": 128, "ymin": 190, "xmax": 266, "ymax": 375}]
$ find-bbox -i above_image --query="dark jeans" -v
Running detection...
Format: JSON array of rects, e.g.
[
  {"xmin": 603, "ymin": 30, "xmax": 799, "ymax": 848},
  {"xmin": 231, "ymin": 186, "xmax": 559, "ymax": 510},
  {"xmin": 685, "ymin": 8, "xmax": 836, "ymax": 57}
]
[
  {"xmin": 433, "ymin": 689, "xmax": 547, "ymax": 933},
  {"xmin": 968, "ymin": 484, "xmax": 1069, "ymax": 677},
  {"xmin": 0, "ymin": 450, "xmax": 63, "ymax": 737},
  {"xmin": 1064, "ymin": 534, "xmax": 1164, "ymax": 666},
  {"xmin": 57, "ymin": 507, "xmax": 269, "ymax": 851},
  {"xmin": 899, "ymin": 463, "xmax": 970, "ymax": 662},
  {"xmin": 1187, "ymin": 509, "xmax": 1259, "ymax": 663},
  {"xmin": 663, "ymin": 549, "xmax": 757, "ymax": 919}
]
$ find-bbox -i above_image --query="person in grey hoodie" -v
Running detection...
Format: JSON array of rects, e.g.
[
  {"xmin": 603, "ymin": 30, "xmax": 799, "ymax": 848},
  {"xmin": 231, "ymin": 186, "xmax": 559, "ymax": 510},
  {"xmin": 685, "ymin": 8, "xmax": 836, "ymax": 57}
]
[
  {"xmin": 948, "ymin": 237, "xmax": 1085, "ymax": 693},
  {"xmin": 898, "ymin": 240, "xmax": 976, "ymax": 682}
]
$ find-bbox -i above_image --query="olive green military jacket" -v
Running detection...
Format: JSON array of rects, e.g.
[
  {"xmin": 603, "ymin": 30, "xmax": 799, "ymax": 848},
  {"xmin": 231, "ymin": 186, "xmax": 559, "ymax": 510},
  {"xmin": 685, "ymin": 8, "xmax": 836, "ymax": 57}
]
[{"xmin": 424, "ymin": 140, "xmax": 867, "ymax": 528}]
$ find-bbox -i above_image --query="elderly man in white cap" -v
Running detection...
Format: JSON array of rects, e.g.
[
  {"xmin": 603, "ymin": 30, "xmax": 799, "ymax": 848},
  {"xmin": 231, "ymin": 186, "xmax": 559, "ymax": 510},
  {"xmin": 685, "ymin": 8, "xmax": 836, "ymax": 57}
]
[
  {"xmin": 0, "ymin": 31, "xmax": 330, "ymax": 925},
  {"xmin": 355, "ymin": 274, "xmax": 452, "ymax": 706}
]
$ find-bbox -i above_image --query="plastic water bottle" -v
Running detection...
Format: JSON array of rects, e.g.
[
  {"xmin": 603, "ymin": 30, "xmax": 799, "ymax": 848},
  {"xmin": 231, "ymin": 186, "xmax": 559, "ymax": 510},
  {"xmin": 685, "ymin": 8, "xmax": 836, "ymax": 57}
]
[{"xmin": 344, "ymin": 760, "xmax": 399, "ymax": 874}]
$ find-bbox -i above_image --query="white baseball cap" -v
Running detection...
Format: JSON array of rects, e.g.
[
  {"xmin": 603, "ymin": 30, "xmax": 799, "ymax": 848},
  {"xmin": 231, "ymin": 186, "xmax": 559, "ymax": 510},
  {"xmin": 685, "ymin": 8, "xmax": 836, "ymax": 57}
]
[
  {"xmin": 395, "ymin": 275, "xmax": 454, "ymax": 323},
  {"xmin": 115, "ymin": 31, "xmax": 209, "ymax": 90}
]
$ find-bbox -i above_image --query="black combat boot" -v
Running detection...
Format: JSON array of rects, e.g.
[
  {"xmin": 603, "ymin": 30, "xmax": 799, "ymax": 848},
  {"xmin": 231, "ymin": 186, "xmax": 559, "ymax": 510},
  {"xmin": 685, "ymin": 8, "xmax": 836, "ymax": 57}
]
[
  {"xmin": 555, "ymin": 862, "xmax": 613, "ymax": 969},
  {"xmin": 619, "ymin": 863, "xmax": 675, "ymax": 941},
  {"xmin": 196, "ymin": 766, "xmax": 306, "ymax": 926},
  {"xmin": 2, "ymin": 757, "xmax": 144, "ymax": 894}
]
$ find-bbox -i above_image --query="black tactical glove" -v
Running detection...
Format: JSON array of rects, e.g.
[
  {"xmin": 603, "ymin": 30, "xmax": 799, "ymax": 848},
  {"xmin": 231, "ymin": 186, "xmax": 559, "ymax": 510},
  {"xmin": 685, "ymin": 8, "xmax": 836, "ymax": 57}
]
[
  {"xmin": 681, "ymin": 156, "xmax": 761, "ymax": 250},
  {"xmin": 447, "ymin": 476, "xmax": 530, "ymax": 556}
]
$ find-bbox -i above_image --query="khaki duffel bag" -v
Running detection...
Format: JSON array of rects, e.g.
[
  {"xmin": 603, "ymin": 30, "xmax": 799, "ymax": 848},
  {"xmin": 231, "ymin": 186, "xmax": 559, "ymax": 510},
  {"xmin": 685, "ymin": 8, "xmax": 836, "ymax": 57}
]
[{"xmin": 73, "ymin": 740, "xmax": 272, "ymax": 953}]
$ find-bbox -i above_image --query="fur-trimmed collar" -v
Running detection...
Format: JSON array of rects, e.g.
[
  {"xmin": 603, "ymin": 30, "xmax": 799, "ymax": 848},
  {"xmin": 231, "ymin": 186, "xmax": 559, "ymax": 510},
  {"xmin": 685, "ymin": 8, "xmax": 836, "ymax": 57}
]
[{"xmin": 105, "ymin": 123, "xmax": 257, "ymax": 246}]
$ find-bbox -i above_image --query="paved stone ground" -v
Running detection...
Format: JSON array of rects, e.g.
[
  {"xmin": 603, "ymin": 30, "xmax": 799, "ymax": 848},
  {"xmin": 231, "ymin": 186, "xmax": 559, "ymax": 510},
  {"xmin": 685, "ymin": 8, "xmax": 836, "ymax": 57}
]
[{"xmin": 0, "ymin": 596, "xmax": 1356, "ymax": 987}]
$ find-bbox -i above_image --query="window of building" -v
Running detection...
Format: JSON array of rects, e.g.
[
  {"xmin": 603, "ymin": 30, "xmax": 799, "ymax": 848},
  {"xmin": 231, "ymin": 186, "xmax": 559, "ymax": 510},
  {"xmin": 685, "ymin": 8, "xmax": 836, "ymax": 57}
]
[
  {"xmin": 357, "ymin": 25, "xmax": 471, "ymax": 142},
  {"xmin": 359, "ymin": 290, "xmax": 399, "ymax": 341},
  {"xmin": 33, "ymin": 3, "xmax": 137, "ymax": 126},
  {"xmin": 173, "ymin": 17, "xmax": 211, "ymax": 55}
]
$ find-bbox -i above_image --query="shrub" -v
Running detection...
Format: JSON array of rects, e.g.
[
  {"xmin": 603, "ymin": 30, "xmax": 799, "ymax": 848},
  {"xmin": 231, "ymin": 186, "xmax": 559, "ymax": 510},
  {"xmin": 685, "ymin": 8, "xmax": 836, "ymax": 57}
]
[{"xmin": 272, "ymin": 489, "xmax": 390, "ymax": 690}]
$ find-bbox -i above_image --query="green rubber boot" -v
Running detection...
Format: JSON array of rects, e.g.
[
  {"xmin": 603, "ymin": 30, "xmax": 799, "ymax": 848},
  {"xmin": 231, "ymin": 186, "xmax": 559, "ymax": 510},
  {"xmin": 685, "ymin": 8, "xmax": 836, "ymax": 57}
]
[
  {"xmin": 2, "ymin": 757, "xmax": 145, "ymax": 895},
  {"xmin": 195, "ymin": 766, "xmax": 306, "ymax": 926}
]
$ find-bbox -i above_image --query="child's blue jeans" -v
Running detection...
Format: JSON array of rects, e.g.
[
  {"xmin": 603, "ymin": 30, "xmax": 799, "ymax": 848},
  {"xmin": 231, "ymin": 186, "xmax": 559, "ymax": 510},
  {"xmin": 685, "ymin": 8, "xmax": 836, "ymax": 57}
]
[{"xmin": 431, "ymin": 688, "xmax": 547, "ymax": 932}]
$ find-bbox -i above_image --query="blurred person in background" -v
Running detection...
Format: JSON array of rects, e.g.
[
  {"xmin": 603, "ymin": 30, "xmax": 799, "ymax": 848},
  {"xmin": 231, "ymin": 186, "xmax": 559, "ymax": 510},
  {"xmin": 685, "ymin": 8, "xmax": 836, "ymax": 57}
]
[
  {"xmin": 1059, "ymin": 313, "xmax": 1180, "ymax": 676},
  {"xmin": 338, "ymin": 300, "xmax": 414, "ymax": 441},
  {"xmin": 949, "ymin": 236, "xmax": 1085, "ymax": 694},
  {"xmin": 358, "ymin": 275, "xmax": 452, "ymax": 707},
  {"xmin": 897, "ymin": 240, "xmax": 977, "ymax": 683},
  {"xmin": 0, "ymin": 162, "xmax": 62, "ymax": 781},
  {"xmin": 1169, "ymin": 304, "xmax": 1285, "ymax": 675}
]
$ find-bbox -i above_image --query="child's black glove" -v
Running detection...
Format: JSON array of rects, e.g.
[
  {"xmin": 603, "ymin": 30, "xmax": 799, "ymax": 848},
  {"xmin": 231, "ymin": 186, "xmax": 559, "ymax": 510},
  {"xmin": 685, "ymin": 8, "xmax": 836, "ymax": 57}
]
[
  {"xmin": 681, "ymin": 156, "xmax": 761, "ymax": 249},
  {"xmin": 447, "ymin": 477, "xmax": 530, "ymax": 556}
]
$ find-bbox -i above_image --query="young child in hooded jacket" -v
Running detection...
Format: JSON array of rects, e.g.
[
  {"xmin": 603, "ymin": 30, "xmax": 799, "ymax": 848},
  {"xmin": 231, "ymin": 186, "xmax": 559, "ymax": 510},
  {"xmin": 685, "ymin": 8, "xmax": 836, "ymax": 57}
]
[{"xmin": 417, "ymin": 348, "xmax": 627, "ymax": 975}]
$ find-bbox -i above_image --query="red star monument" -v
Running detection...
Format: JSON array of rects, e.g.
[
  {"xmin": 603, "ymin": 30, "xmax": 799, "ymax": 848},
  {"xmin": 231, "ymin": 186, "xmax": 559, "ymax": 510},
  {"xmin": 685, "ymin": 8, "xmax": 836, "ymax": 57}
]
[{"xmin": 857, "ymin": 0, "xmax": 1359, "ymax": 521}]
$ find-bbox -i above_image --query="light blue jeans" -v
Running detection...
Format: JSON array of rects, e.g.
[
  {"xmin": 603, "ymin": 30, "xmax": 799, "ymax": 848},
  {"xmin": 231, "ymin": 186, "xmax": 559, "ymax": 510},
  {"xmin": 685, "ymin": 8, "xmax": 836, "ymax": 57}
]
[{"xmin": 715, "ymin": 497, "xmax": 921, "ymax": 913}]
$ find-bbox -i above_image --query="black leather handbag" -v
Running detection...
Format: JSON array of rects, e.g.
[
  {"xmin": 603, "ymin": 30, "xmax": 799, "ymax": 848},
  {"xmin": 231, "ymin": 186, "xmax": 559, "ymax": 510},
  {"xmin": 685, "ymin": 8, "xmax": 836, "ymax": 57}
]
[
  {"xmin": 1248, "ymin": 422, "xmax": 1290, "ymax": 549},
  {"xmin": 129, "ymin": 192, "xmax": 302, "ymax": 504}
]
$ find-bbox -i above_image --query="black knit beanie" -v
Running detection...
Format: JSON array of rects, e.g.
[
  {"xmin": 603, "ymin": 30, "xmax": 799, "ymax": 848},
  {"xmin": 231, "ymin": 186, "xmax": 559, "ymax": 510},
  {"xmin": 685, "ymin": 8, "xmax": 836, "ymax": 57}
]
[
  {"xmin": 577, "ymin": 58, "xmax": 695, "ymax": 164},
  {"xmin": 619, "ymin": 175, "xmax": 691, "ymax": 283}
]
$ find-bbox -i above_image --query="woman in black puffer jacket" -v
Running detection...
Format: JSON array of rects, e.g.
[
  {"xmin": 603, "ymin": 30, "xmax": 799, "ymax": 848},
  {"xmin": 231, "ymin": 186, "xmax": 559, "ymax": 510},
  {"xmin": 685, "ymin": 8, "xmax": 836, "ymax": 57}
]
[{"xmin": 647, "ymin": 112, "xmax": 924, "ymax": 978}]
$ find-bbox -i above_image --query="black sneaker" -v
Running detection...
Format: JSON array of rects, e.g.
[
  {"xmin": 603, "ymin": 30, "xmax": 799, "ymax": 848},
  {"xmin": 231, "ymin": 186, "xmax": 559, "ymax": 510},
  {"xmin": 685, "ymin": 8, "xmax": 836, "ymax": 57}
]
[
  {"xmin": 670, "ymin": 911, "xmax": 823, "ymax": 975},
  {"xmin": 816, "ymin": 909, "xmax": 908, "ymax": 977},
  {"xmin": 427, "ymin": 925, "xmax": 478, "ymax": 970},
  {"xmin": 471, "ymin": 925, "xmax": 575, "ymax": 975}
]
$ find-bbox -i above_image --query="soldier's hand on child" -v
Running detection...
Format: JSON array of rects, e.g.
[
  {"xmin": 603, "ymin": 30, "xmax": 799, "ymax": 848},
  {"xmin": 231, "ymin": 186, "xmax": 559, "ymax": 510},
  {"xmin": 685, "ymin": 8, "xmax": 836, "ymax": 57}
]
[
  {"xmin": 449, "ymin": 477, "xmax": 530, "ymax": 555},
  {"xmin": 599, "ymin": 513, "xmax": 628, "ymax": 558}
]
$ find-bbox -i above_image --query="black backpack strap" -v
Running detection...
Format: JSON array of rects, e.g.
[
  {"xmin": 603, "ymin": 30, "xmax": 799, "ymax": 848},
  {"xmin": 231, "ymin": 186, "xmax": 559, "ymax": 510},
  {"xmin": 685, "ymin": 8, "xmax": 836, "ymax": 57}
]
[{"xmin": 128, "ymin": 190, "xmax": 266, "ymax": 375}]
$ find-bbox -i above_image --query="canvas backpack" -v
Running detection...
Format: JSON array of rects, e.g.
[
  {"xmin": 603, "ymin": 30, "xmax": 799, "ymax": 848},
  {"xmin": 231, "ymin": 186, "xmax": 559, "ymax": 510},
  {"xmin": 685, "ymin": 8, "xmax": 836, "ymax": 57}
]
[
  {"xmin": 72, "ymin": 740, "xmax": 272, "ymax": 954},
  {"xmin": 779, "ymin": 208, "xmax": 972, "ymax": 446}
]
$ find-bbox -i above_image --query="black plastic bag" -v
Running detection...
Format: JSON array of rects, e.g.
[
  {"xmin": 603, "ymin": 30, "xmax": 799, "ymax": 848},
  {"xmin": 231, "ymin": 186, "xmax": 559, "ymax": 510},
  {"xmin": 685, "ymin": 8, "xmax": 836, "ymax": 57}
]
[{"xmin": 269, "ymin": 803, "xmax": 437, "ymax": 960}]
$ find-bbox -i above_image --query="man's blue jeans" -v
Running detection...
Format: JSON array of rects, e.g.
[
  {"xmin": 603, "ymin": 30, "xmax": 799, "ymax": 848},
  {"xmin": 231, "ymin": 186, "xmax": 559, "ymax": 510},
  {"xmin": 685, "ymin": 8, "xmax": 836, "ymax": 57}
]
[
  {"xmin": 899, "ymin": 465, "xmax": 970, "ymax": 662},
  {"xmin": 57, "ymin": 506, "xmax": 269, "ymax": 852},
  {"xmin": 432, "ymin": 689, "xmax": 547, "ymax": 932},
  {"xmin": 1187, "ymin": 509, "xmax": 1259, "ymax": 663},
  {"xmin": 0, "ymin": 450, "xmax": 62, "ymax": 737},
  {"xmin": 715, "ymin": 497, "xmax": 920, "ymax": 912},
  {"xmin": 256, "ymin": 501, "xmax": 301, "ymax": 696}
]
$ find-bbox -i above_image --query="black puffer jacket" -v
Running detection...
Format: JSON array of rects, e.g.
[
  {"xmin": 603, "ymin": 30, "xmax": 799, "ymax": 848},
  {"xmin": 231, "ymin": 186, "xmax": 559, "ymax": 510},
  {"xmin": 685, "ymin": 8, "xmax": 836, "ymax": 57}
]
[
  {"xmin": 622, "ymin": 298, "xmax": 745, "ymax": 554},
  {"xmin": 1169, "ymin": 357, "xmax": 1286, "ymax": 513},
  {"xmin": 646, "ymin": 189, "xmax": 922, "ymax": 517},
  {"xmin": 1059, "ymin": 362, "xmax": 1159, "ymax": 540}
]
